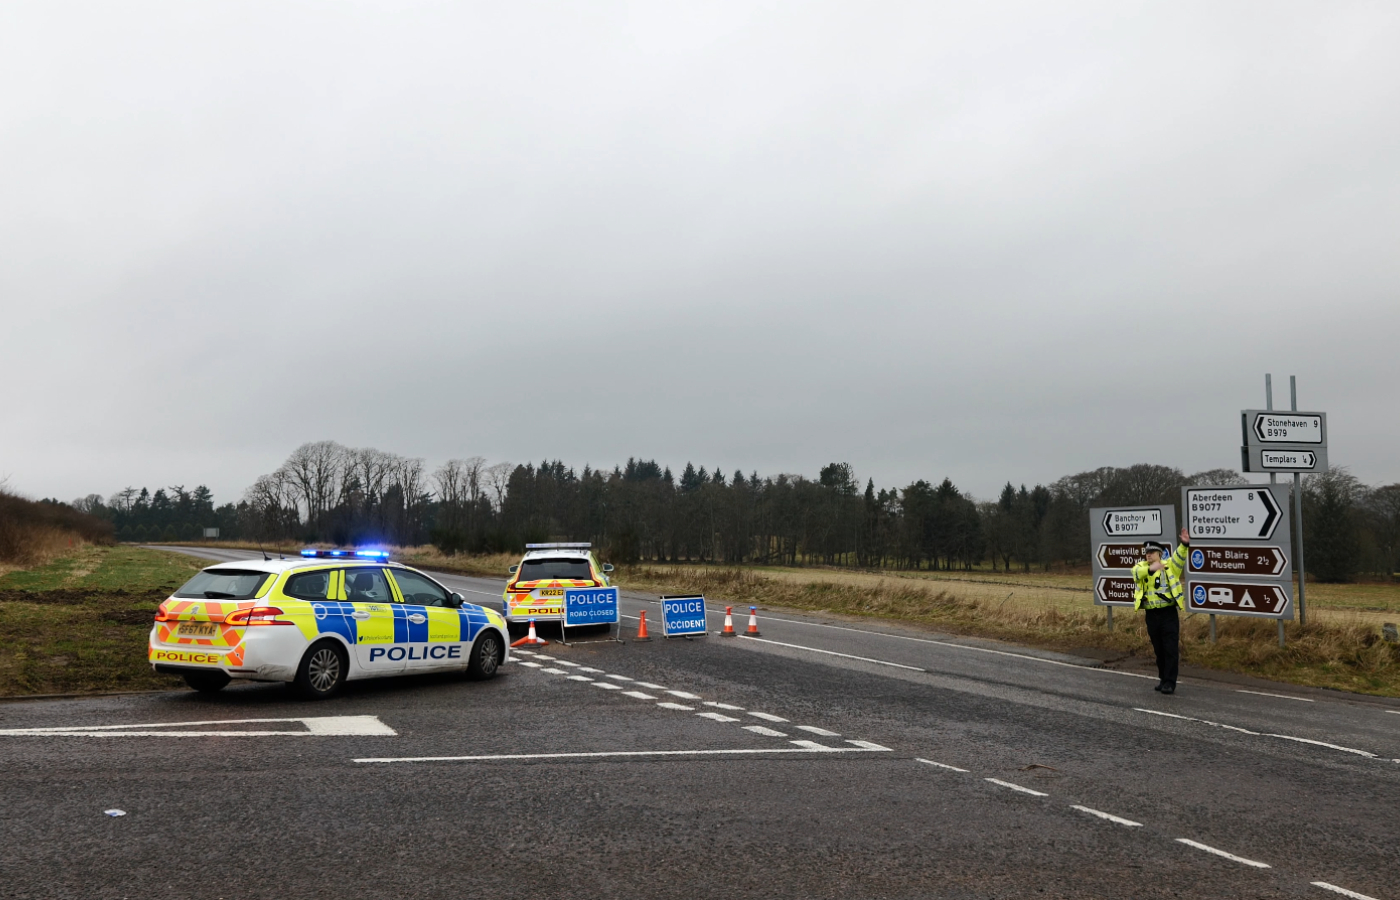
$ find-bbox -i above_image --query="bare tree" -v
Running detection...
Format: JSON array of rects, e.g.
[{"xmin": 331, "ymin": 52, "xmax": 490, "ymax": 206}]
[{"xmin": 485, "ymin": 462, "xmax": 513, "ymax": 513}]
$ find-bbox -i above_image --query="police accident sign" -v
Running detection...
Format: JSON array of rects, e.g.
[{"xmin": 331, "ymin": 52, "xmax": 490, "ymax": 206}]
[
  {"xmin": 660, "ymin": 595, "xmax": 708, "ymax": 637},
  {"xmin": 563, "ymin": 587, "xmax": 620, "ymax": 626}
]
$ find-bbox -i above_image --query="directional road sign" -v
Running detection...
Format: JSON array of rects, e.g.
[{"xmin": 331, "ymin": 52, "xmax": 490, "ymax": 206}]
[
  {"xmin": 1188, "ymin": 580, "xmax": 1291, "ymax": 618},
  {"xmin": 1242, "ymin": 410, "xmax": 1326, "ymax": 446},
  {"xmin": 1188, "ymin": 545, "xmax": 1288, "ymax": 577},
  {"xmin": 1184, "ymin": 486, "xmax": 1283, "ymax": 541},
  {"xmin": 1090, "ymin": 505, "xmax": 1176, "ymax": 607},
  {"xmin": 1242, "ymin": 444, "xmax": 1329, "ymax": 474}
]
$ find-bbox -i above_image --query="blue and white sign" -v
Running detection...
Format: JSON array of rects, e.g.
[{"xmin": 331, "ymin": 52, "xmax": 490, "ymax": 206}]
[
  {"xmin": 564, "ymin": 587, "xmax": 619, "ymax": 627},
  {"xmin": 1191, "ymin": 549, "xmax": 1205, "ymax": 570},
  {"xmin": 1192, "ymin": 584, "xmax": 1207, "ymax": 606},
  {"xmin": 660, "ymin": 595, "xmax": 708, "ymax": 637}
]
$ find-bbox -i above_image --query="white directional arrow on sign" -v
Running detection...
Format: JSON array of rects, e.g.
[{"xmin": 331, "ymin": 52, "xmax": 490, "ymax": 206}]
[{"xmin": 1186, "ymin": 487, "xmax": 1281, "ymax": 541}]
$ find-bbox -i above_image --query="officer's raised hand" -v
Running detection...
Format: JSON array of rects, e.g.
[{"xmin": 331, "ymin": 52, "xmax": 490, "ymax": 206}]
[{"xmin": 1179, "ymin": 527, "xmax": 1190, "ymax": 545}]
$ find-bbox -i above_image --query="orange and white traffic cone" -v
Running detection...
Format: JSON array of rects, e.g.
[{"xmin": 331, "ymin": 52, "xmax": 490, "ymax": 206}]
[
  {"xmin": 633, "ymin": 610, "xmax": 653, "ymax": 642},
  {"xmin": 511, "ymin": 619, "xmax": 548, "ymax": 647},
  {"xmin": 720, "ymin": 606, "xmax": 736, "ymax": 637},
  {"xmin": 745, "ymin": 606, "xmax": 761, "ymax": 637}
]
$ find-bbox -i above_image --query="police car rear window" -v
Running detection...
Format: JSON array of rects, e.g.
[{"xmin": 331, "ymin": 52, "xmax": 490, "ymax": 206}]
[
  {"xmin": 516, "ymin": 558, "xmax": 592, "ymax": 582},
  {"xmin": 174, "ymin": 569, "xmax": 272, "ymax": 600}
]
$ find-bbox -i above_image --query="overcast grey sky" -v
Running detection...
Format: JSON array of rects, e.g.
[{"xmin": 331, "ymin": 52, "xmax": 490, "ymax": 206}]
[{"xmin": 3, "ymin": 1, "xmax": 1398, "ymax": 506}]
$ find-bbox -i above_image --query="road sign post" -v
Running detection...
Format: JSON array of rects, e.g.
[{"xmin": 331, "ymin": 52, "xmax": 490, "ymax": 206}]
[{"xmin": 1089, "ymin": 505, "xmax": 1177, "ymax": 630}]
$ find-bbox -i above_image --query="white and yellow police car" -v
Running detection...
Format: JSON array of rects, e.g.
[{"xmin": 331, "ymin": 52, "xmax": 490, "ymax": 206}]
[
  {"xmin": 149, "ymin": 550, "xmax": 509, "ymax": 699},
  {"xmin": 502, "ymin": 542, "xmax": 614, "ymax": 626}
]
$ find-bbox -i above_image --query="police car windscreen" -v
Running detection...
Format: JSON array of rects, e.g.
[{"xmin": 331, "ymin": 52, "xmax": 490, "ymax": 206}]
[
  {"xmin": 516, "ymin": 558, "xmax": 592, "ymax": 582},
  {"xmin": 174, "ymin": 569, "xmax": 273, "ymax": 600}
]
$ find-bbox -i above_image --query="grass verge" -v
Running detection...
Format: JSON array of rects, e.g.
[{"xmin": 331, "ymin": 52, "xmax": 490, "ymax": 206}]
[{"xmin": 620, "ymin": 565, "xmax": 1400, "ymax": 699}]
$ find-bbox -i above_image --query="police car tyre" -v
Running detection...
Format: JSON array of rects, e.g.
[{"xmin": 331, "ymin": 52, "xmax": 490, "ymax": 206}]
[
  {"xmin": 183, "ymin": 671, "xmax": 231, "ymax": 693},
  {"xmin": 293, "ymin": 640, "xmax": 347, "ymax": 699},
  {"xmin": 466, "ymin": 632, "xmax": 503, "ymax": 680}
]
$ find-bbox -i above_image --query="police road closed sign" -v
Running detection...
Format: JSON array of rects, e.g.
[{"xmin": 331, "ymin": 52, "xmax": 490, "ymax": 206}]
[
  {"xmin": 564, "ymin": 587, "xmax": 619, "ymax": 627},
  {"xmin": 660, "ymin": 595, "xmax": 708, "ymax": 637}
]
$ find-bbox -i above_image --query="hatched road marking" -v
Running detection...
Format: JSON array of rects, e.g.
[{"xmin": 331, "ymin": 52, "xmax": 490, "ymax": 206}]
[
  {"xmin": 657, "ymin": 702, "xmax": 694, "ymax": 711},
  {"xmin": 748, "ymin": 711, "xmax": 788, "ymax": 722},
  {"xmin": 0, "ymin": 716, "xmax": 397, "ymax": 737},
  {"xmin": 796, "ymin": 725, "xmax": 842, "ymax": 737},
  {"xmin": 743, "ymin": 725, "xmax": 788, "ymax": 737},
  {"xmin": 622, "ymin": 691, "xmax": 657, "ymax": 700}
]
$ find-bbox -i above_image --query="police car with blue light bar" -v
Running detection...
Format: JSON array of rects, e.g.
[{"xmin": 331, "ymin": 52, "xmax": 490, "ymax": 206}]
[
  {"xmin": 149, "ymin": 549, "xmax": 509, "ymax": 699},
  {"xmin": 502, "ymin": 543, "xmax": 615, "ymax": 625}
]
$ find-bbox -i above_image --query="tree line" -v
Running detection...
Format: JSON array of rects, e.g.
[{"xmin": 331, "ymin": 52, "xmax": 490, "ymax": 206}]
[{"xmin": 67, "ymin": 441, "xmax": 1400, "ymax": 582}]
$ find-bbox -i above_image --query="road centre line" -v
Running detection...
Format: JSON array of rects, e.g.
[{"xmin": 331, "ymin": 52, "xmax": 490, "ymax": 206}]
[
  {"xmin": 1135, "ymin": 709, "xmax": 1380, "ymax": 758},
  {"xmin": 734, "ymin": 636, "xmax": 926, "ymax": 671},
  {"xmin": 1174, "ymin": 838, "xmax": 1270, "ymax": 869},
  {"xmin": 915, "ymin": 758, "xmax": 969, "ymax": 772},
  {"xmin": 1312, "ymin": 882, "xmax": 1381, "ymax": 900},
  {"xmin": 1070, "ymin": 805, "xmax": 1142, "ymax": 827},
  {"xmin": 1237, "ymin": 689, "xmax": 1314, "ymax": 702},
  {"xmin": 355, "ymin": 744, "xmax": 893, "ymax": 763},
  {"xmin": 985, "ymin": 778, "xmax": 1048, "ymax": 797}
]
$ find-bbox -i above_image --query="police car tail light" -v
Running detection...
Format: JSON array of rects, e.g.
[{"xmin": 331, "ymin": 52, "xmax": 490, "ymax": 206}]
[
  {"xmin": 225, "ymin": 606, "xmax": 294, "ymax": 626},
  {"xmin": 154, "ymin": 603, "xmax": 171, "ymax": 622}
]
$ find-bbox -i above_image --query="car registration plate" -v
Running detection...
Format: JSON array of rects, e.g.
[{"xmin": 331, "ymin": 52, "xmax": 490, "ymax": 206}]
[
  {"xmin": 178, "ymin": 622, "xmax": 218, "ymax": 637},
  {"xmin": 537, "ymin": 589, "xmax": 564, "ymax": 597}
]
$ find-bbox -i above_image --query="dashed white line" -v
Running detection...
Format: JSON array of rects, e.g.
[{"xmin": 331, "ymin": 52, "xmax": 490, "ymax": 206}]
[
  {"xmin": 1312, "ymin": 882, "xmax": 1380, "ymax": 899},
  {"xmin": 915, "ymin": 758, "xmax": 968, "ymax": 773},
  {"xmin": 703, "ymin": 701, "xmax": 745, "ymax": 710},
  {"xmin": 748, "ymin": 712, "xmax": 788, "ymax": 723},
  {"xmin": 603, "ymin": 673, "xmax": 633, "ymax": 681},
  {"xmin": 796, "ymin": 726, "xmax": 842, "ymax": 737},
  {"xmin": 1070, "ymin": 805, "xmax": 1142, "ymax": 827},
  {"xmin": 1174, "ymin": 838, "xmax": 1270, "ymax": 869},
  {"xmin": 846, "ymin": 740, "xmax": 892, "ymax": 751},
  {"xmin": 1237, "ymin": 689, "xmax": 1313, "ymax": 702},
  {"xmin": 666, "ymin": 690, "xmax": 703, "ymax": 700},
  {"xmin": 566, "ymin": 675, "xmax": 594, "ymax": 682},
  {"xmin": 516, "ymin": 661, "xmax": 542, "ymax": 668},
  {"xmin": 553, "ymin": 660, "xmax": 581, "ymax": 668},
  {"xmin": 634, "ymin": 682, "xmax": 667, "ymax": 690},
  {"xmin": 539, "ymin": 668, "xmax": 568, "ymax": 675},
  {"xmin": 985, "ymin": 778, "xmax": 1048, "ymax": 797},
  {"xmin": 743, "ymin": 725, "xmax": 788, "ymax": 737},
  {"xmin": 1135, "ymin": 709, "xmax": 1379, "ymax": 758},
  {"xmin": 697, "ymin": 712, "xmax": 741, "ymax": 723},
  {"xmin": 790, "ymin": 739, "xmax": 835, "ymax": 750},
  {"xmin": 622, "ymin": 691, "xmax": 657, "ymax": 700},
  {"xmin": 657, "ymin": 702, "xmax": 694, "ymax": 711},
  {"xmin": 735, "ymin": 636, "xmax": 925, "ymax": 671},
  {"xmin": 591, "ymin": 682, "xmax": 623, "ymax": 691},
  {"xmin": 576, "ymin": 667, "xmax": 605, "ymax": 674}
]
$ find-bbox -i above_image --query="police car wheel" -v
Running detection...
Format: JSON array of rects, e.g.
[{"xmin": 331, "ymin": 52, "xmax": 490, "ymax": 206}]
[
  {"xmin": 466, "ymin": 632, "xmax": 502, "ymax": 680},
  {"xmin": 294, "ymin": 641, "xmax": 347, "ymax": 699},
  {"xmin": 183, "ymin": 671, "xmax": 230, "ymax": 693}
]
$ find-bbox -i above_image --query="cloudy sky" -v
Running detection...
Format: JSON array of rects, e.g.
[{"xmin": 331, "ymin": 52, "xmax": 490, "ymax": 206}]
[{"xmin": 3, "ymin": 1, "xmax": 1397, "ymax": 505}]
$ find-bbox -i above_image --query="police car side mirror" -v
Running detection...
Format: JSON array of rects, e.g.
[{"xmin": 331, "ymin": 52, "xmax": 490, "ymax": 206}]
[
  {"xmin": 508, "ymin": 564, "xmax": 518, "ymax": 575},
  {"xmin": 602, "ymin": 563, "xmax": 614, "ymax": 574},
  {"xmin": 448, "ymin": 592, "xmax": 464, "ymax": 609}
]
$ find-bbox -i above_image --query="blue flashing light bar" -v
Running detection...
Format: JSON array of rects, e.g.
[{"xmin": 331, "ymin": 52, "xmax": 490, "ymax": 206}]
[{"xmin": 298, "ymin": 548, "xmax": 390, "ymax": 560}]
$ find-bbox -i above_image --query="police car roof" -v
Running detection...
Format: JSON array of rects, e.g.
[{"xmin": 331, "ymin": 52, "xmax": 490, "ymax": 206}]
[
  {"xmin": 520, "ymin": 548, "xmax": 591, "ymax": 559},
  {"xmin": 202, "ymin": 558, "xmax": 404, "ymax": 575}
]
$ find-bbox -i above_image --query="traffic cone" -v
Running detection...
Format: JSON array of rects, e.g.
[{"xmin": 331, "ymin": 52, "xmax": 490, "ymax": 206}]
[
  {"xmin": 633, "ymin": 610, "xmax": 653, "ymax": 642},
  {"xmin": 511, "ymin": 619, "xmax": 548, "ymax": 647},
  {"xmin": 745, "ymin": 606, "xmax": 761, "ymax": 637},
  {"xmin": 720, "ymin": 606, "xmax": 736, "ymax": 637}
]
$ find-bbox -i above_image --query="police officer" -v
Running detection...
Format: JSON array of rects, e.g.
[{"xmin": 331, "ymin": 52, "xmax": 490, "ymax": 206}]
[{"xmin": 1133, "ymin": 527, "xmax": 1191, "ymax": 694}]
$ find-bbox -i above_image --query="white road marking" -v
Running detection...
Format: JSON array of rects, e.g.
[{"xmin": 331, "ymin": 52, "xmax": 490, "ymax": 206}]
[
  {"xmin": 657, "ymin": 702, "xmax": 694, "ymax": 711},
  {"xmin": 736, "ymin": 636, "xmax": 925, "ymax": 671},
  {"xmin": 516, "ymin": 661, "xmax": 543, "ymax": 668},
  {"xmin": 915, "ymin": 758, "xmax": 968, "ymax": 773},
  {"xmin": 576, "ymin": 667, "xmax": 605, "ymax": 673},
  {"xmin": 846, "ymin": 740, "xmax": 893, "ymax": 751},
  {"xmin": 603, "ymin": 674, "xmax": 634, "ymax": 681},
  {"xmin": 0, "ymin": 716, "xmax": 396, "ymax": 737},
  {"xmin": 666, "ymin": 690, "xmax": 703, "ymax": 700},
  {"xmin": 1174, "ymin": 838, "xmax": 1270, "ymax": 869},
  {"xmin": 512, "ymin": 649, "xmax": 537, "ymax": 656},
  {"xmin": 748, "ymin": 712, "xmax": 788, "ymax": 723},
  {"xmin": 538, "ymin": 667, "xmax": 568, "ymax": 675},
  {"xmin": 355, "ymin": 745, "xmax": 894, "ymax": 763},
  {"xmin": 703, "ymin": 701, "xmax": 745, "ymax": 710},
  {"xmin": 744, "ymin": 725, "xmax": 788, "ymax": 737},
  {"xmin": 985, "ymin": 778, "xmax": 1048, "ymax": 797},
  {"xmin": 697, "ymin": 712, "xmax": 741, "ymax": 723},
  {"xmin": 1388, "ymin": 710, "xmax": 1400, "ymax": 716},
  {"xmin": 1135, "ymin": 709, "xmax": 1379, "ymax": 758},
  {"xmin": 796, "ymin": 725, "xmax": 842, "ymax": 737},
  {"xmin": 1312, "ymin": 882, "xmax": 1380, "ymax": 899},
  {"xmin": 553, "ymin": 660, "xmax": 581, "ymax": 668},
  {"xmin": 635, "ymin": 682, "xmax": 668, "ymax": 690},
  {"xmin": 591, "ymin": 682, "xmax": 623, "ymax": 691},
  {"xmin": 1237, "ymin": 689, "xmax": 1313, "ymax": 702},
  {"xmin": 622, "ymin": 691, "xmax": 657, "ymax": 700},
  {"xmin": 566, "ymin": 675, "xmax": 594, "ymax": 682},
  {"xmin": 1070, "ymin": 805, "xmax": 1142, "ymax": 827}
]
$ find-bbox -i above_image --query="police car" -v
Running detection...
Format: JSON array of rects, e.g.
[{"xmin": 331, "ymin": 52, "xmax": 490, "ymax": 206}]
[
  {"xmin": 149, "ymin": 550, "xmax": 509, "ymax": 699},
  {"xmin": 502, "ymin": 543, "xmax": 614, "ymax": 626}
]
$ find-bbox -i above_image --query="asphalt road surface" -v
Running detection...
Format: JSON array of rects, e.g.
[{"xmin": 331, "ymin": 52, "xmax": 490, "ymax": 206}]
[{"xmin": 1, "ymin": 546, "xmax": 1396, "ymax": 899}]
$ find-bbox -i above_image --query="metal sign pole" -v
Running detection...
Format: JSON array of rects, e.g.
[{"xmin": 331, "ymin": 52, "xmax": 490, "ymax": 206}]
[
  {"xmin": 1267, "ymin": 374, "xmax": 1285, "ymax": 649},
  {"xmin": 1106, "ymin": 606, "xmax": 1113, "ymax": 632},
  {"xmin": 1291, "ymin": 375, "xmax": 1307, "ymax": 627}
]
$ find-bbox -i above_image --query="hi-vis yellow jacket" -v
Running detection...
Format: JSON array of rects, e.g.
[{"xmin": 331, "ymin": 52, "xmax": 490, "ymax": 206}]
[{"xmin": 1132, "ymin": 543, "xmax": 1189, "ymax": 610}]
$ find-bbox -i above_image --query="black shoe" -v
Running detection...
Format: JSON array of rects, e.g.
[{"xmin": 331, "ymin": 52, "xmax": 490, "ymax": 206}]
[
  {"xmin": 1161, "ymin": 685, "xmax": 1176, "ymax": 695},
  {"xmin": 1154, "ymin": 682, "xmax": 1164, "ymax": 692}
]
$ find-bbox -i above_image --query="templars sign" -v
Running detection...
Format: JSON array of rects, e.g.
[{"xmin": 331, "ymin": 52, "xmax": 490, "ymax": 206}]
[
  {"xmin": 1243, "ymin": 444, "xmax": 1329, "ymax": 474},
  {"xmin": 1184, "ymin": 486, "xmax": 1282, "ymax": 541},
  {"xmin": 1242, "ymin": 410, "xmax": 1326, "ymax": 445},
  {"xmin": 1089, "ymin": 504, "xmax": 1176, "ymax": 607},
  {"xmin": 1188, "ymin": 581, "xmax": 1291, "ymax": 618}
]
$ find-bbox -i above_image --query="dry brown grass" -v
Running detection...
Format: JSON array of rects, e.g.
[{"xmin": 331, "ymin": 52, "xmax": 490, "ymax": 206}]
[
  {"xmin": 0, "ymin": 489, "xmax": 110, "ymax": 567},
  {"xmin": 619, "ymin": 565, "xmax": 1400, "ymax": 698}
]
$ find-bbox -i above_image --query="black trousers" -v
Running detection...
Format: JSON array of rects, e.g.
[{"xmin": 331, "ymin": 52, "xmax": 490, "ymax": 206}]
[{"xmin": 1144, "ymin": 606, "xmax": 1180, "ymax": 686}]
